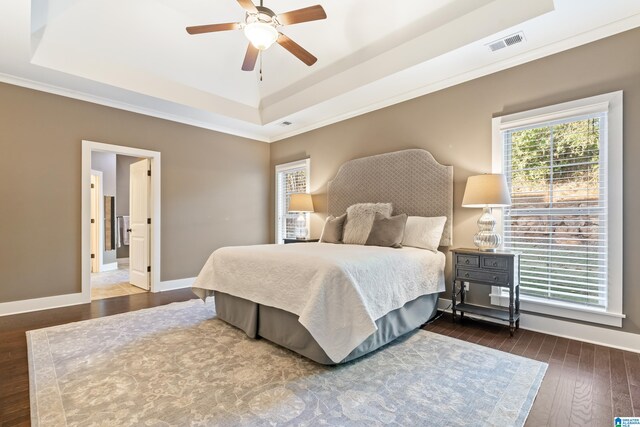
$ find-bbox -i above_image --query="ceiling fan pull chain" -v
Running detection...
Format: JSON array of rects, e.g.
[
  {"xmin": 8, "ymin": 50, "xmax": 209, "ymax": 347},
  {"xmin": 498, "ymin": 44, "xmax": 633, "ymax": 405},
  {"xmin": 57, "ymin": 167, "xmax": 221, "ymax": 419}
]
[{"xmin": 259, "ymin": 51, "xmax": 263, "ymax": 82}]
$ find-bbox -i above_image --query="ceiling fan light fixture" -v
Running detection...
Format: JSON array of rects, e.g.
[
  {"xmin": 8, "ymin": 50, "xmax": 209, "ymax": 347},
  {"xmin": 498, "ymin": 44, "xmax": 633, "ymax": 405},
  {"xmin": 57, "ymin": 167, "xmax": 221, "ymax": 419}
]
[{"xmin": 244, "ymin": 22, "xmax": 278, "ymax": 50}]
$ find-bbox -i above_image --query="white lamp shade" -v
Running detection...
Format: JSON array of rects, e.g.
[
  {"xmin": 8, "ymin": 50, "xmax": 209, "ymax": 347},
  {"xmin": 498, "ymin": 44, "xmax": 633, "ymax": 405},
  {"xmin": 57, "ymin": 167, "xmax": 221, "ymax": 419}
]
[
  {"xmin": 244, "ymin": 22, "xmax": 278, "ymax": 50},
  {"xmin": 288, "ymin": 193, "xmax": 314, "ymax": 212},
  {"xmin": 462, "ymin": 174, "xmax": 511, "ymax": 207}
]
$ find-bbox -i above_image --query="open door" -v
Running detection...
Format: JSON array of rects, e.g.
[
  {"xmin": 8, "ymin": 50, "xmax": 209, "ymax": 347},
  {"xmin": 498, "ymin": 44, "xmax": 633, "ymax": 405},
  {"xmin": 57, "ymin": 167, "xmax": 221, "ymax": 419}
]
[{"xmin": 129, "ymin": 159, "xmax": 150, "ymax": 290}]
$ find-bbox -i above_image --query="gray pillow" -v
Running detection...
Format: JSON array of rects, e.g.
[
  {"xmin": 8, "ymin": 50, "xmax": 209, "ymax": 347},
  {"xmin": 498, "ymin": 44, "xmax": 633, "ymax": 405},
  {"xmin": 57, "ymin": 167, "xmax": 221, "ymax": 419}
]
[
  {"xmin": 343, "ymin": 203, "xmax": 393, "ymax": 245},
  {"xmin": 320, "ymin": 213, "xmax": 347, "ymax": 243},
  {"xmin": 365, "ymin": 212, "xmax": 408, "ymax": 248}
]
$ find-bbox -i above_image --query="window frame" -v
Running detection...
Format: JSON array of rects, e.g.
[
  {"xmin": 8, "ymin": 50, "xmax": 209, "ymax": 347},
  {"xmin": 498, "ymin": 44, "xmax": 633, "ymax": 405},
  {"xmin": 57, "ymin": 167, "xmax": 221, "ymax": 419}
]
[
  {"xmin": 490, "ymin": 91, "xmax": 624, "ymax": 327},
  {"xmin": 275, "ymin": 158, "xmax": 311, "ymax": 244}
]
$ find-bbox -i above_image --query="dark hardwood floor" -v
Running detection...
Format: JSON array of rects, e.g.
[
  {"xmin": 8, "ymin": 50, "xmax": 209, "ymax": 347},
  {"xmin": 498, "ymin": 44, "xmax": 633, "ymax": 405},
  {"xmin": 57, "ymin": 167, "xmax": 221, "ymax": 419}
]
[
  {"xmin": 1, "ymin": 291, "xmax": 637, "ymax": 426},
  {"xmin": 423, "ymin": 313, "xmax": 638, "ymax": 426},
  {"xmin": 0, "ymin": 289, "xmax": 197, "ymax": 426}
]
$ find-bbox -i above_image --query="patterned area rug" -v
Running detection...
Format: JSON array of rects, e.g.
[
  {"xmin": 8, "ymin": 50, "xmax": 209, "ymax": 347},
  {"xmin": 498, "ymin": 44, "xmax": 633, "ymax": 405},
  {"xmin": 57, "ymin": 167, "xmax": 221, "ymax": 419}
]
[{"xmin": 28, "ymin": 299, "xmax": 546, "ymax": 426}]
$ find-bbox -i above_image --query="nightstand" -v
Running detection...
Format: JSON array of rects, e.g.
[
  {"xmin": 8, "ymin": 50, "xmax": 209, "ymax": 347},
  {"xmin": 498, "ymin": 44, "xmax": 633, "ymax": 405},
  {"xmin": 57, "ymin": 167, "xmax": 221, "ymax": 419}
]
[
  {"xmin": 283, "ymin": 238, "xmax": 320, "ymax": 244},
  {"xmin": 450, "ymin": 248, "xmax": 520, "ymax": 336}
]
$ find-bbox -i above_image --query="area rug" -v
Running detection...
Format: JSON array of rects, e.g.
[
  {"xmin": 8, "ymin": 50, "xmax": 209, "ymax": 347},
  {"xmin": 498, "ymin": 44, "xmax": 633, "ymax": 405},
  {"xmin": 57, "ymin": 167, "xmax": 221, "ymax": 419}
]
[{"xmin": 28, "ymin": 299, "xmax": 546, "ymax": 426}]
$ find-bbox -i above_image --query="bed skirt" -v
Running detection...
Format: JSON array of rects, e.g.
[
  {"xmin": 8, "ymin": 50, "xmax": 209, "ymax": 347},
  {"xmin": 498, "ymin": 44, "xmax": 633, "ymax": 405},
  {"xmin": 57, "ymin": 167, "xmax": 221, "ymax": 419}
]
[{"xmin": 213, "ymin": 291, "xmax": 439, "ymax": 365}]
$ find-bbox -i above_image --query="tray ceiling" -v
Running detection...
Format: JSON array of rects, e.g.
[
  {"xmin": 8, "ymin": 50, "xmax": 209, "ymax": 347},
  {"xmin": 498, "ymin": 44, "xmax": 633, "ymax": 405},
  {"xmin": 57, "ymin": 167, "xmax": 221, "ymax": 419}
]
[{"xmin": 1, "ymin": 0, "xmax": 640, "ymax": 141}]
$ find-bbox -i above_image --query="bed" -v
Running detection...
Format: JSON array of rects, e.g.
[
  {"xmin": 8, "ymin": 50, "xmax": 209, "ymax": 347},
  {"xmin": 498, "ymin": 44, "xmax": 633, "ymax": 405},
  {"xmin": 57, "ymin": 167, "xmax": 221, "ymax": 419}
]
[{"xmin": 192, "ymin": 149, "xmax": 453, "ymax": 364}]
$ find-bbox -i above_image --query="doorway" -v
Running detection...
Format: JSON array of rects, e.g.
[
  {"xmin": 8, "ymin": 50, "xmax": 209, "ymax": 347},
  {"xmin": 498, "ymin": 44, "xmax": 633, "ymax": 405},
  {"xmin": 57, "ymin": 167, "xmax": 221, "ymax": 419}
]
[{"xmin": 82, "ymin": 141, "xmax": 161, "ymax": 303}]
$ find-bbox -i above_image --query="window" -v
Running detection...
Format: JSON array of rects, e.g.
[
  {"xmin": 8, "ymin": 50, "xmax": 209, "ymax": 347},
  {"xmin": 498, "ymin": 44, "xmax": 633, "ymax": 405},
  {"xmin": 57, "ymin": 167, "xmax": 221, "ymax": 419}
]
[
  {"xmin": 275, "ymin": 159, "xmax": 310, "ymax": 243},
  {"xmin": 491, "ymin": 92, "xmax": 623, "ymax": 327}
]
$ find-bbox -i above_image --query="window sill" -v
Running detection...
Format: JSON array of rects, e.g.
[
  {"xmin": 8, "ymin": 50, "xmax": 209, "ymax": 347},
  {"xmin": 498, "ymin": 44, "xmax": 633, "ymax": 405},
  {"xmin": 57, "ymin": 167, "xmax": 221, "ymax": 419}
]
[{"xmin": 490, "ymin": 291, "xmax": 625, "ymax": 328}]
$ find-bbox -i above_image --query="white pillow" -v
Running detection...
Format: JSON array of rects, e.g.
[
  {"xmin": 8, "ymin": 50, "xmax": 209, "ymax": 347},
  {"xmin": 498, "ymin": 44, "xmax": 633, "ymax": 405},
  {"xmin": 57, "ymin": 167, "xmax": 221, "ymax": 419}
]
[
  {"xmin": 343, "ymin": 203, "xmax": 393, "ymax": 245},
  {"xmin": 401, "ymin": 216, "xmax": 447, "ymax": 252}
]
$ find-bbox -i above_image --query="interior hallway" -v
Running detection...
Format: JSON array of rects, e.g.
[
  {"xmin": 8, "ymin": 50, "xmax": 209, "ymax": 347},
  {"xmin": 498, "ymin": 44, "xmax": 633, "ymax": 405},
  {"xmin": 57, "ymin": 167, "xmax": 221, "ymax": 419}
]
[{"xmin": 91, "ymin": 259, "xmax": 147, "ymax": 300}]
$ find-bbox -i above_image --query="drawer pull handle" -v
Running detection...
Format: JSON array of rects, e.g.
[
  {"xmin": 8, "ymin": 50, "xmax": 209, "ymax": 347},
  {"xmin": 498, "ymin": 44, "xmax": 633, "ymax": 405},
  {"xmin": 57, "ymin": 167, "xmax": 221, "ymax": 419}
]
[
  {"xmin": 465, "ymin": 259, "xmax": 470, "ymax": 264},
  {"xmin": 464, "ymin": 273, "xmax": 470, "ymax": 278},
  {"xmin": 492, "ymin": 261, "xmax": 498, "ymax": 267},
  {"xmin": 494, "ymin": 276, "xmax": 499, "ymax": 281}
]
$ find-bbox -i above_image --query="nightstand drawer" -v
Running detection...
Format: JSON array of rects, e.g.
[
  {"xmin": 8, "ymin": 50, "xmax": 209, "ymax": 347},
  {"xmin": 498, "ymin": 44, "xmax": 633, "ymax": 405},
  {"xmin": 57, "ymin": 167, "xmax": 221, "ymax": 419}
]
[
  {"xmin": 481, "ymin": 256, "xmax": 508, "ymax": 270},
  {"xmin": 456, "ymin": 268, "xmax": 509, "ymax": 285},
  {"xmin": 456, "ymin": 254, "xmax": 479, "ymax": 268}
]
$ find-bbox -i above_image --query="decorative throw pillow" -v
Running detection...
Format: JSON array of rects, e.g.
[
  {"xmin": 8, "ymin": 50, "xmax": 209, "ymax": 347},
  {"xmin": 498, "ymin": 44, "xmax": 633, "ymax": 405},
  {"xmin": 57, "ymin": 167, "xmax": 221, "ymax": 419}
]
[
  {"xmin": 343, "ymin": 203, "xmax": 393, "ymax": 245},
  {"xmin": 401, "ymin": 216, "xmax": 447, "ymax": 252},
  {"xmin": 319, "ymin": 213, "xmax": 347, "ymax": 243},
  {"xmin": 365, "ymin": 212, "xmax": 408, "ymax": 248}
]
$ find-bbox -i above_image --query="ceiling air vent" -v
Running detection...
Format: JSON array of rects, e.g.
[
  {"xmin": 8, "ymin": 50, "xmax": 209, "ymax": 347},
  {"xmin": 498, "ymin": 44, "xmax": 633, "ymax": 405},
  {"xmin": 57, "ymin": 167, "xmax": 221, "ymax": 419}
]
[
  {"xmin": 280, "ymin": 121, "xmax": 293, "ymax": 127},
  {"xmin": 487, "ymin": 32, "xmax": 525, "ymax": 52}
]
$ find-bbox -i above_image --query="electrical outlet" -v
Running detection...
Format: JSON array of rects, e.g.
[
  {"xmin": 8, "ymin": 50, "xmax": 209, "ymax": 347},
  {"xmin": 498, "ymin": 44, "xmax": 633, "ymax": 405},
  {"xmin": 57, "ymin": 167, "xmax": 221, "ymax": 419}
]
[{"xmin": 464, "ymin": 282, "xmax": 470, "ymax": 292}]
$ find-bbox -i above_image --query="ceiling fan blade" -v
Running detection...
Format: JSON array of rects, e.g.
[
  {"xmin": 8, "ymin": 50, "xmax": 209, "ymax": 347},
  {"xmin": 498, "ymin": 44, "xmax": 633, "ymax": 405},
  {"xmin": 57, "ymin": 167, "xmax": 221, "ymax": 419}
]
[
  {"xmin": 277, "ymin": 5, "xmax": 326, "ymax": 26},
  {"xmin": 242, "ymin": 43, "xmax": 260, "ymax": 71},
  {"xmin": 236, "ymin": 0, "xmax": 258, "ymax": 14},
  {"xmin": 186, "ymin": 23, "xmax": 240, "ymax": 35},
  {"xmin": 276, "ymin": 33, "xmax": 317, "ymax": 66}
]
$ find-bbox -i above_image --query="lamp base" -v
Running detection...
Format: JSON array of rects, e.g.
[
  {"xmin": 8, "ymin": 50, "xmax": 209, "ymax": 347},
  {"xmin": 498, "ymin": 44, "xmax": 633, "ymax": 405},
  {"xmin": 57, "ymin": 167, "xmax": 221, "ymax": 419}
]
[
  {"xmin": 473, "ymin": 207, "xmax": 502, "ymax": 252},
  {"xmin": 294, "ymin": 214, "xmax": 308, "ymax": 239}
]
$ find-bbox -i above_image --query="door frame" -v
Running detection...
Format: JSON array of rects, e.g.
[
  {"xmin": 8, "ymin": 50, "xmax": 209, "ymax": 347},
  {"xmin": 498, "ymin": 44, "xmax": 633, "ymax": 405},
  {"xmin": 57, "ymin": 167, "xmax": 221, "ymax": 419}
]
[
  {"xmin": 90, "ymin": 170, "xmax": 104, "ymax": 272},
  {"xmin": 82, "ymin": 140, "xmax": 161, "ymax": 302}
]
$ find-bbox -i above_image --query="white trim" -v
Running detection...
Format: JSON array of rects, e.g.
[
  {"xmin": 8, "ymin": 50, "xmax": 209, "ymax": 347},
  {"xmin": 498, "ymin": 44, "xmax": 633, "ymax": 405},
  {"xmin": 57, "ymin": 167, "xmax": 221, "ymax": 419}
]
[
  {"xmin": 491, "ymin": 91, "xmax": 624, "ymax": 326},
  {"xmin": 0, "ymin": 276, "xmax": 194, "ymax": 316},
  {"xmin": 496, "ymin": 101, "xmax": 611, "ymax": 131},
  {"xmin": 490, "ymin": 293, "xmax": 624, "ymax": 328},
  {"xmin": 0, "ymin": 293, "xmax": 86, "ymax": 317},
  {"xmin": 437, "ymin": 300, "xmax": 640, "ymax": 354},
  {"xmin": 82, "ymin": 141, "xmax": 162, "ymax": 305},
  {"xmin": 274, "ymin": 158, "xmax": 311, "ymax": 244},
  {"xmin": 521, "ymin": 313, "xmax": 640, "ymax": 354},
  {"xmin": 274, "ymin": 158, "xmax": 311, "ymax": 174},
  {"xmin": 157, "ymin": 277, "xmax": 196, "ymax": 292},
  {"xmin": 100, "ymin": 262, "xmax": 118, "ymax": 272}
]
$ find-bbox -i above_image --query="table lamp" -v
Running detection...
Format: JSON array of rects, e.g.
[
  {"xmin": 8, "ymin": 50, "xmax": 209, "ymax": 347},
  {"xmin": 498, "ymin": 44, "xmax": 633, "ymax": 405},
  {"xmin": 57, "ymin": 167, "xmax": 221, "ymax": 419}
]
[
  {"xmin": 288, "ymin": 193, "xmax": 314, "ymax": 239},
  {"xmin": 462, "ymin": 174, "xmax": 511, "ymax": 252}
]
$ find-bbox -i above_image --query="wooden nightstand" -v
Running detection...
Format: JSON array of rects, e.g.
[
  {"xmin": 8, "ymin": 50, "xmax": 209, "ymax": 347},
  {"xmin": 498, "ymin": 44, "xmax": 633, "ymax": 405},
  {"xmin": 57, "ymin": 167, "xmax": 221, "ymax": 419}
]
[
  {"xmin": 283, "ymin": 238, "xmax": 320, "ymax": 244},
  {"xmin": 450, "ymin": 248, "xmax": 520, "ymax": 336}
]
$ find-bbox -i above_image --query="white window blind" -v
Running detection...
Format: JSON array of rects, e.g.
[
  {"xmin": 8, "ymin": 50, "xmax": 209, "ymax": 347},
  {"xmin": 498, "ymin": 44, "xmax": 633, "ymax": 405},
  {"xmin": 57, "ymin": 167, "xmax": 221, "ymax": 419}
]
[
  {"xmin": 502, "ymin": 112, "xmax": 607, "ymax": 307},
  {"xmin": 275, "ymin": 159, "xmax": 310, "ymax": 243}
]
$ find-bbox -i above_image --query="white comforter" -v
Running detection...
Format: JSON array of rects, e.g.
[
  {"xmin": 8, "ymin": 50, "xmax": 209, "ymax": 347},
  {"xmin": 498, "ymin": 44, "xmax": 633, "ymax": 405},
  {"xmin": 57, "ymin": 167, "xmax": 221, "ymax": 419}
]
[{"xmin": 192, "ymin": 242, "xmax": 445, "ymax": 362}]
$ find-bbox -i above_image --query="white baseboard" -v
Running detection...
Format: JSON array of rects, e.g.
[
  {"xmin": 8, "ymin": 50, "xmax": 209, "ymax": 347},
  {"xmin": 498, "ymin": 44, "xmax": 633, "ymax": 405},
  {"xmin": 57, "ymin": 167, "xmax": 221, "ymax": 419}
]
[
  {"xmin": 0, "ymin": 276, "xmax": 196, "ymax": 317},
  {"xmin": 437, "ymin": 299, "xmax": 640, "ymax": 354},
  {"xmin": 157, "ymin": 277, "xmax": 196, "ymax": 292},
  {"xmin": 100, "ymin": 262, "xmax": 118, "ymax": 272},
  {"xmin": 0, "ymin": 292, "xmax": 87, "ymax": 317}
]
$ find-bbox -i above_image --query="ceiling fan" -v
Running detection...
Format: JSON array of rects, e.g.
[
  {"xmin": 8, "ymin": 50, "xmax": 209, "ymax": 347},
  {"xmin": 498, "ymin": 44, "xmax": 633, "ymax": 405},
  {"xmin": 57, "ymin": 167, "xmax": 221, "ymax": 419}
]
[{"xmin": 186, "ymin": 0, "xmax": 327, "ymax": 72}]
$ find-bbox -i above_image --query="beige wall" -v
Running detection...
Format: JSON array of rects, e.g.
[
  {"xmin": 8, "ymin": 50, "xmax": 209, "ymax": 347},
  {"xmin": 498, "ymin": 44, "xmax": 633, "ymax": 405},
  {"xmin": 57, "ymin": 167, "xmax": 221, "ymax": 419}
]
[
  {"xmin": 0, "ymin": 82, "xmax": 270, "ymax": 303},
  {"xmin": 270, "ymin": 28, "xmax": 640, "ymax": 333},
  {"xmin": 1, "ymin": 27, "xmax": 638, "ymax": 334}
]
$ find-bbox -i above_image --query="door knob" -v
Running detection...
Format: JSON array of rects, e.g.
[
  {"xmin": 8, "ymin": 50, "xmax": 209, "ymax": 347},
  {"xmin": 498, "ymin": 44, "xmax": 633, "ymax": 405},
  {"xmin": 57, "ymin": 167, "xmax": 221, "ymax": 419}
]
[{"xmin": 126, "ymin": 228, "xmax": 132, "ymax": 233}]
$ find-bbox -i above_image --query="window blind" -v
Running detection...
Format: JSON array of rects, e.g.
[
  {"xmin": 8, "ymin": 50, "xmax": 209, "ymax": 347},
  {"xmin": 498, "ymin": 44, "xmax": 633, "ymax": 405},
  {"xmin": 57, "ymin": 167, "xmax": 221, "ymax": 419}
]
[
  {"xmin": 276, "ymin": 164, "xmax": 308, "ymax": 242},
  {"xmin": 502, "ymin": 112, "xmax": 608, "ymax": 308}
]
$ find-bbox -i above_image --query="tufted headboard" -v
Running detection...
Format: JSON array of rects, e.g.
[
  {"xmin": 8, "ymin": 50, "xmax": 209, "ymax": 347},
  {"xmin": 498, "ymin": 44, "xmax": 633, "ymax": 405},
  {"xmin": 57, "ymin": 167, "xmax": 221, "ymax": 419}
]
[{"xmin": 327, "ymin": 149, "xmax": 453, "ymax": 246}]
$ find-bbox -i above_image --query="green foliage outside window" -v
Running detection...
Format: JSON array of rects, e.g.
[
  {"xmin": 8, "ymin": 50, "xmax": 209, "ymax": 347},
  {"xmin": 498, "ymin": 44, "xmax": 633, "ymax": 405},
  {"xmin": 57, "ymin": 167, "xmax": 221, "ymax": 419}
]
[{"xmin": 510, "ymin": 118, "xmax": 600, "ymax": 190}]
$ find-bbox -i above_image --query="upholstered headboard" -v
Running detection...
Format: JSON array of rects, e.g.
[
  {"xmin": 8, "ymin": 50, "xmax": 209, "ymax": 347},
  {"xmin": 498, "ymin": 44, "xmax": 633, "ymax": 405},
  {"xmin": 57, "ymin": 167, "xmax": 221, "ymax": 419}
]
[{"xmin": 327, "ymin": 149, "xmax": 453, "ymax": 246}]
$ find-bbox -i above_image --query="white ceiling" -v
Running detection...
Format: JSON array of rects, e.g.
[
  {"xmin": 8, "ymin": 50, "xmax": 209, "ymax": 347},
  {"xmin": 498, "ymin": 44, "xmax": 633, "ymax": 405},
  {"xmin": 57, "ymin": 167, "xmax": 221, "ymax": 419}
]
[{"xmin": 1, "ymin": 0, "xmax": 640, "ymax": 142}]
